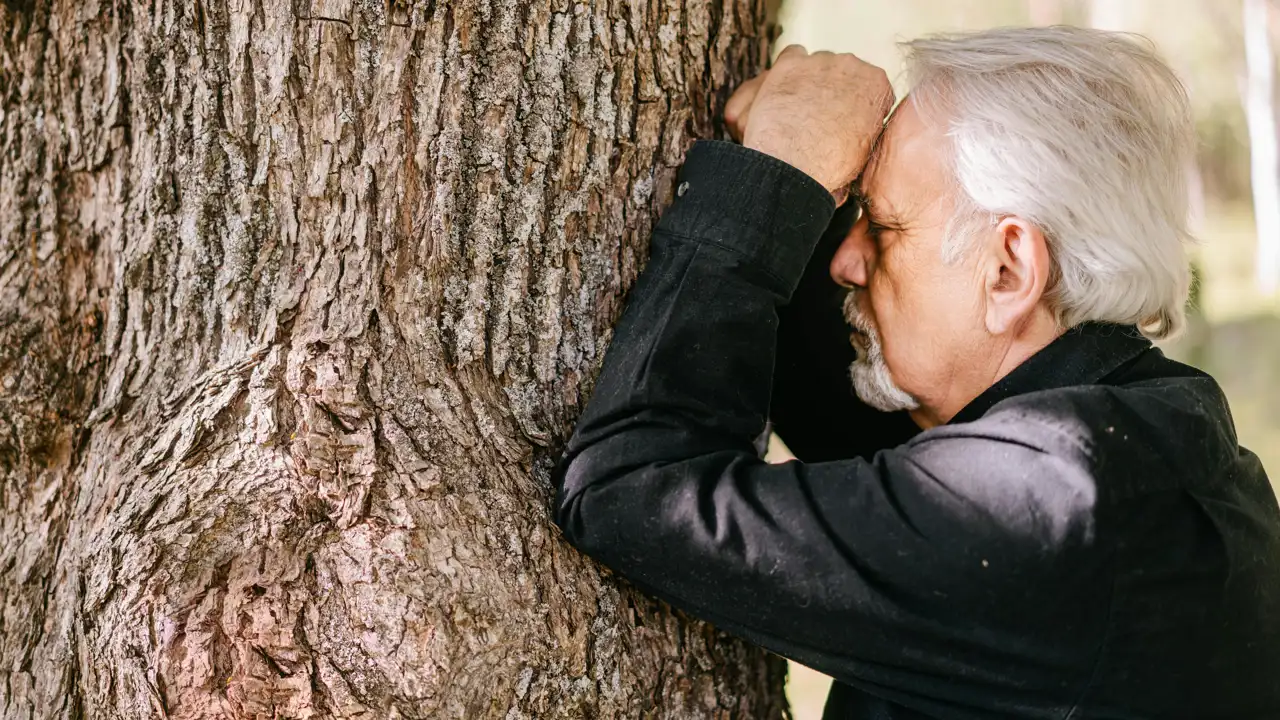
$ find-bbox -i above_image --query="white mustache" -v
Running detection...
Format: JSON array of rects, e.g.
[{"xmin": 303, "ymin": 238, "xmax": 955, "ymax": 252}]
[
  {"xmin": 842, "ymin": 292, "xmax": 877, "ymax": 344},
  {"xmin": 839, "ymin": 290, "xmax": 920, "ymax": 412}
]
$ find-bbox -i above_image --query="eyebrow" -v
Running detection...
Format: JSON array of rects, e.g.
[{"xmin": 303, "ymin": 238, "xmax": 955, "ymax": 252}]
[
  {"xmin": 853, "ymin": 132, "xmax": 907, "ymax": 229},
  {"xmin": 854, "ymin": 190, "xmax": 906, "ymax": 230}
]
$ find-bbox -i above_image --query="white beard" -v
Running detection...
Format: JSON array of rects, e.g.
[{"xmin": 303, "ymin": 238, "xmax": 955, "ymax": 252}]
[{"xmin": 842, "ymin": 292, "xmax": 920, "ymax": 413}]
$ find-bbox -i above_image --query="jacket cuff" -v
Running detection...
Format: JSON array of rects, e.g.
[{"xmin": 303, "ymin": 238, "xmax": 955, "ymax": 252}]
[{"xmin": 656, "ymin": 140, "xmax": 837, "ymax": 294}]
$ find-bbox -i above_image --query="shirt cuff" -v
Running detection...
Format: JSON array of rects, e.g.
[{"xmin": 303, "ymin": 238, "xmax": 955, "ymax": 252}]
[{"xmin": 656, "ymin": 140, "xmax": 838, "ymax": 294}]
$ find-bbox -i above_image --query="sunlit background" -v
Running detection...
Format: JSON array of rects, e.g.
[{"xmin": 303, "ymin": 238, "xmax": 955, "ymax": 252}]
[{"xmin": 772, "ymin": 0, "xmax": 1280, "ymax": 716}]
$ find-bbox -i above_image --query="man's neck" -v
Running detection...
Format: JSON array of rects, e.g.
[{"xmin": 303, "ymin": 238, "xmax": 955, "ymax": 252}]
[{"xmin": 909, "ymin": 315, "xmax": 1064, "ymax": 429}]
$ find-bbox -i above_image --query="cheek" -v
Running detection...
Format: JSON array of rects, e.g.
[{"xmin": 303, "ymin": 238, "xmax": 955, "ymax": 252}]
[
  {"xmin": 869, "ymin": 270, "xmax": 928, "ymax": 366},
  {"xmin": 869, "ymin": 258, "xmax": 969, "ymax": 386}
]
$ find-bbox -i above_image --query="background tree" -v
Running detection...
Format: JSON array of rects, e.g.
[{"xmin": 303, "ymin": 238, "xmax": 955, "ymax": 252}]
[
  {"xmin": 0, "ymin": 0, "xmax": 789, "ymax": 717},
  {"xmin": 1243, "ymin": 0, "xmax": 1280, "ymax": 293}
]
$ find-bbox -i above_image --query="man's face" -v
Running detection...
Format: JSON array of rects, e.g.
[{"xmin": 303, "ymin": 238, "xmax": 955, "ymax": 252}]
[{"xmin": 830, "ymin": 97, "xmax": 990, "ymax": 427}]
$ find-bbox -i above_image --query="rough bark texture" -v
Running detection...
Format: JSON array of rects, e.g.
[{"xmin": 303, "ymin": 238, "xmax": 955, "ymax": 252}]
[{"xmin": 0, "ymin": 0, "xmax": 787, "ymax": 717}]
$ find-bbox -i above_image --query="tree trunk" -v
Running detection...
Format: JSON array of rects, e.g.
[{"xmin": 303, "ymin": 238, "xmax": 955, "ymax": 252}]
[{"xmin": 0, "ymin": 1, "xmax": 787, "ymax": 717}]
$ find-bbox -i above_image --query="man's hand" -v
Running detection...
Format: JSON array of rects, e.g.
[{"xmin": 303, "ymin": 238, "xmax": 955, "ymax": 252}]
[{"xmin": 724, "ymin": 45, "xmax": 895, "ymax": 202}]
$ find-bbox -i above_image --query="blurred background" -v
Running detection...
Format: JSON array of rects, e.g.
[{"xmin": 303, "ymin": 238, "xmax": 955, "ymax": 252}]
[{"xmin": 772, "ymin": 1, "xmax": 1280, "ymax": 716}]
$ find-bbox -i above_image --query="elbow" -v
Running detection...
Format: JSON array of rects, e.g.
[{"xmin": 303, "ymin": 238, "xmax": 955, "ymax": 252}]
[
  {"xmin": 550, "ymin": 450, "xmax": 593, "ymax": 548},
  {"xmin": 551, "ymin": 446, "xmax": 634, "ymax": 560}
]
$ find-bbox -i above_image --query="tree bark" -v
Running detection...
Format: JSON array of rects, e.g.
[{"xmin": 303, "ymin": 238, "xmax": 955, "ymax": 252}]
[{"xmin": 0, "ymin": 0, "xmax": 787, "ymax": 717}]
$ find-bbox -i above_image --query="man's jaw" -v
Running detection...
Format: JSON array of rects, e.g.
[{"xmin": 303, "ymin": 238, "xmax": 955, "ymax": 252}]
[
  {"xmin": 850, "ymin": 353, "xmax": 920, "ymax": 414},
  {"xmin": 841, "ymin": 293, "xmax": 920, "ymax": 414}
]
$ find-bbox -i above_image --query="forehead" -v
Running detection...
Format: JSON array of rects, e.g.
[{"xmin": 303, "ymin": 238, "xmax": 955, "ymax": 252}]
[{"xmin": 859, "ymin": 97, "xmax": 952, "ymax": 216}]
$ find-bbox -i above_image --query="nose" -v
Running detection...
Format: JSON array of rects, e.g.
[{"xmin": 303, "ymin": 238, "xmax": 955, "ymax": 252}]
[{"xmin": 830, "ymin": 213, "xmax": 876, "ymax": 288}]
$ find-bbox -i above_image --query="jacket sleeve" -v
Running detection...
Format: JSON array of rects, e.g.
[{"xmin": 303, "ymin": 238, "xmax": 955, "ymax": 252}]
[{"xmin": 551, "ymin": 141, "xmax": 1107, "ymax": 706}]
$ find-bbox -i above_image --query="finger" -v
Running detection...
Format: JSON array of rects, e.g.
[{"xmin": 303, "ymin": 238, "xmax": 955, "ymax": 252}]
[
  {"xmin": 882, "ymin": 87, "xmax": 898, "ymax": 115},
  {"xmin": 871, "ymin": 67, "xmax": 896, "ymax": 112},
  {"xmin": 724, "ymin": 74, "xmax": 765, "ymax": 140},
  {"xmin": 774, "ymin": 43, "xmax": 808, "ymax": 65},
  {"xmin": 877, "ymin": 86, "xmax": 898, "ymax": 118},
  {"xmin": 832, "ymin": 182, "xmax": 852, "ymax": 209},
  {"xmin": 727, "ymin": 108, "xmax": 750, "ymax": 142},
  {"xmin": 725, "ymin": 74, "xmax": 764, "ymax": 123}
]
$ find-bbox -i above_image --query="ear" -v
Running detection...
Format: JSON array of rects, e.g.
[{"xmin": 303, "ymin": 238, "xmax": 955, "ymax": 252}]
[{"xmin": 981, "ymin": 216, "xmax": 1051, "ymax": 335}]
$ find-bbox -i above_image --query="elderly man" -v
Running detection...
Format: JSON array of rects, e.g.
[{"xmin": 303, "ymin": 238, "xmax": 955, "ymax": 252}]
[{"xmin": 554, "ymin": 26, "xmax": 1280, "ymax": 718}]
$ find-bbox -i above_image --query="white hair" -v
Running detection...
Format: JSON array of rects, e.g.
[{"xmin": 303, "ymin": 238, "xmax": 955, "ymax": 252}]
[
  {"xmin": 843, "ymin": 292, "xmax": 919, "ymax": 412},
  {"xmin": 901, "ymin": 26, "xmax": 1195, "ymax": 339}
]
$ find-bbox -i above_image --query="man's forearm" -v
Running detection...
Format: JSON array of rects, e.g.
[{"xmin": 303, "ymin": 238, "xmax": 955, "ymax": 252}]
[
  {"xmin": 552, "ymin": 139, "xmax": 834, "ymax": 624},
  {"xmin": 554, "ymin": 140, "xmax": 834, "ymax": 479}
]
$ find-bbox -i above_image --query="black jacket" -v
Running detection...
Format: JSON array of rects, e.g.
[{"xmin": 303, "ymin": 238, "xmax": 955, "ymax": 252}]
[{"xmin": 553, "ymin": 141, "xmax": 1280, "ymax": 719}]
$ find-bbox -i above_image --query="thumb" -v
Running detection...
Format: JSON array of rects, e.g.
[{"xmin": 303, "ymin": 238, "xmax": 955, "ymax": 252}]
[
  {"xmin": 773, "ymin": 43, "xmax": 809, "ymax": 66},
  {"xmin": 725, "ymin": 74, "xmax": 766, "ymax": 142}
]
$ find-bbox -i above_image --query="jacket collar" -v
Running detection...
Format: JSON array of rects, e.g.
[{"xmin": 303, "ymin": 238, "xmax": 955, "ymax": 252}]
[{"xmin": 948, "ymin": 323, "xmax": 1153, "ymax": 426}]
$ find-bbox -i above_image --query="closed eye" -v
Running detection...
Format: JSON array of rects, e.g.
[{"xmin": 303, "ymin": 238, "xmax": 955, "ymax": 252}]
[
  {"xmin": 855, "ymin": 193, "xmax": 899, "ymax": 245},
  {"xmin": 866, "ymin": 219, "xmax": 888, "ymax": 243}
]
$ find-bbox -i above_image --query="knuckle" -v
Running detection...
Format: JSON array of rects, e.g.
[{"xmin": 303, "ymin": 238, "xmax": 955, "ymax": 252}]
[{"xmin": 839, "ymin": 53, "xmax": 868, "ymax": 69}]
